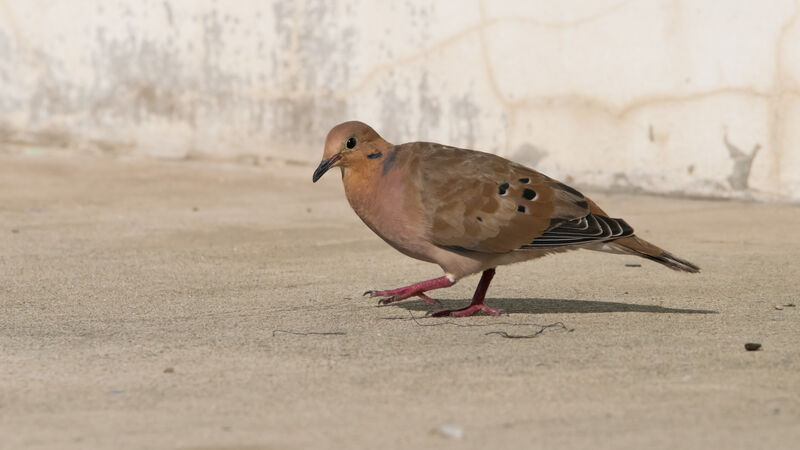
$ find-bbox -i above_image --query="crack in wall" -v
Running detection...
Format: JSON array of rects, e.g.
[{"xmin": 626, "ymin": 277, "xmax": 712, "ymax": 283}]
[{"xmin": 768, "ymin": 1, "xmax": 800, "ymax": 187}]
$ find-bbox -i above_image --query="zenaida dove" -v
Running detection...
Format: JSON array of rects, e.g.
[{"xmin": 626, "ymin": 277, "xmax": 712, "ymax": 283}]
[{"xmin": 313, "ymin": 121, "xmax": 699, "ymax": 317}]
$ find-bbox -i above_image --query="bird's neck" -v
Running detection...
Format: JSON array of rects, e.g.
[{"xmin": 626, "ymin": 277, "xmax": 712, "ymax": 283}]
[{"xmin": 340, "ymin": 147, "xmax": 415, "ymax": 227}]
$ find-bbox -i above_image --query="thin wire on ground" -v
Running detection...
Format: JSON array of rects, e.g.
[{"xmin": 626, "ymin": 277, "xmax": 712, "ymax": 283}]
[{"xmin": 383, "ymin": 310, "xmax": 573, "ymax": 338}]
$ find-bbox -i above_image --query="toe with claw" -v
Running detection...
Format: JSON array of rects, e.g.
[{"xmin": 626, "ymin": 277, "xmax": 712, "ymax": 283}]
[{"xmin": 377, "ymin": 296, "xmax": 399, "ymax": 305}]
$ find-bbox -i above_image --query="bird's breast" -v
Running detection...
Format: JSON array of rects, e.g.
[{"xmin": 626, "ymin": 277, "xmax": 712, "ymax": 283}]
[{"xmin": 342, "ymin": 168, "xmax": 434, "ymax": 263}]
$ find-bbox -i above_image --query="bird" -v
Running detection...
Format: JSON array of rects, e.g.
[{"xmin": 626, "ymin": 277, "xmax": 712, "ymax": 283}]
[{"xmin": 312, "ymin": 121, "xmax": 699, "ymax": 317}]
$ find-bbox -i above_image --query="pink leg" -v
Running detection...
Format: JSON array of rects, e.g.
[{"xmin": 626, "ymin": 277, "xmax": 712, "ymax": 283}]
[
  {"xmin": 431, "ymin": 268, "xmax": 502, "ymax": 317},
  {"xmin": 364, "ymin": 276, "xmax": 454, "ymax": 305}
]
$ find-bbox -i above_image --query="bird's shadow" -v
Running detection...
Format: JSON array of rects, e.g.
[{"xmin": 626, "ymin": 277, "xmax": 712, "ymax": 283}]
[{"xmin": 390, "ymin": 297, "xmax": 717, "ymax": 315}]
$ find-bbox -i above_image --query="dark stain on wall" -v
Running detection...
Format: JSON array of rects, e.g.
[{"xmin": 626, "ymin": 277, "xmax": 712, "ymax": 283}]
[{"xmin": 723, "ymin": 133, "xmax": 760, "ymax": 191}]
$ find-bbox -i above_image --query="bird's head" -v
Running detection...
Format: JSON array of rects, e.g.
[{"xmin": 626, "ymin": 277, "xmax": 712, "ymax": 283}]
[{"xmin": 312, "ymin": 121, "xmax": 389, "ymax": 182}]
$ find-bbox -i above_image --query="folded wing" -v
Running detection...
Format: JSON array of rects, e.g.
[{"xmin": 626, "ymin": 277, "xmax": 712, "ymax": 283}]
[{"xmin": 407, "ymin": 143, "xmax": 628, "ymax": 254}]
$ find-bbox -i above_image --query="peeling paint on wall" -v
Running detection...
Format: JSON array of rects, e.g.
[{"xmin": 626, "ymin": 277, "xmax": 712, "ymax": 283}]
[{"xmin": 0, "ymin": 0, "xmax": 799, "ymax": 201}]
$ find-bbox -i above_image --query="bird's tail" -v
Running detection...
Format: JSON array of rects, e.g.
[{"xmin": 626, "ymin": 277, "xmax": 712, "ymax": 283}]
[{"xmin": 608, "ymin": 236, "xmax": 700, "ymax": 273}]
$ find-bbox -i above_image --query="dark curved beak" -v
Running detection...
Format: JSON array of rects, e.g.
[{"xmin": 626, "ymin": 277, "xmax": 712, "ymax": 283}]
[{"xmin": 312, "ymin": 153, "xmax": 342, "ymax": 183}]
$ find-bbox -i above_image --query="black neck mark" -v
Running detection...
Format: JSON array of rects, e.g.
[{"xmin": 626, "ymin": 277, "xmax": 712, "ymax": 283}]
[
  {"xmin": 381, "ymin": 149, "xmax": 398, "ymax": 175},
  {"xmin": 367, "ymin": 151, "xmax": 383, "ymax": 159}
]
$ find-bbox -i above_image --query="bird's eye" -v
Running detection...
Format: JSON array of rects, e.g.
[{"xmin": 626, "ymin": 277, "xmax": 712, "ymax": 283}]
[{"xmin": 346, "ymin": 137, "xmax": 357, "ymax": 149}]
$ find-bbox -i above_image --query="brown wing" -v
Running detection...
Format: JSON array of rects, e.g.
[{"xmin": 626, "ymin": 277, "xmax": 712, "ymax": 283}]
[{"xmin": 407, "ymin": 142, "xmax": 593, "ymax": 254}]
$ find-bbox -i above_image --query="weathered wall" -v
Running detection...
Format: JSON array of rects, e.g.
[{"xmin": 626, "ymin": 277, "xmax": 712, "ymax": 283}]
[{"xmin": 1, "ymin": 0, "xmax": 799, "ymax": 200}]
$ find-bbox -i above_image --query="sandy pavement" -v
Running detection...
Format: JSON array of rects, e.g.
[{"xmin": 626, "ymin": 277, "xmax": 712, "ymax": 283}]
[{"xmin": 1, "ymin": 153, "xmax": 799, "ymax": 449}]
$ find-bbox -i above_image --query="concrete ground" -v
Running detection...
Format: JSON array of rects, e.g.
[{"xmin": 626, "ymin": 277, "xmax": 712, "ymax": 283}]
[{"xmin": 1, "ymin": 152, "xmax": 798, "ymax": 450}]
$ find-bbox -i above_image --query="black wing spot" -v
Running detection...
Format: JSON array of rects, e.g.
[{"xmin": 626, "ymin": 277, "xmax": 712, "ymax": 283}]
[
  {"xmin": 522, "ymin": 188, "xmax": 537, "ymax": 201},
  {"xmin": 476, "ymin": 216, "xmax": 483, "ymax": 222},
  {"xmin": 498, "ymin": 182, "xmax": 510, "ymax": 196},
  {"xmin": 518, "ymin": 177, "xmax": 530, "ymax": 184},
  {"xmin": 575, "ymin": 199, "xmax": 588, "ymax": 209},
  {"xmin": 517, "ymin": 205, "xmax": 527, "ymax": 213}
]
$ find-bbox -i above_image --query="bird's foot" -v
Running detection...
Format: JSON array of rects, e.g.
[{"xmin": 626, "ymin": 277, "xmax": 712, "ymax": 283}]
[
  {"xmin": 364, "ymin": 288, "xmax": 440, "ymax": 305},
  {"xmin": 429, "ymin": 304, "xmax": 503, "ymax": 318},
  {"xmin": 364, "ymin": 287, "xmax": 412, "ymax": 304},
  {"xmin": 364, "ymin": 276, "xmax": 455, "ymax": 306}
]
